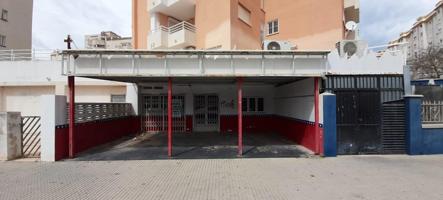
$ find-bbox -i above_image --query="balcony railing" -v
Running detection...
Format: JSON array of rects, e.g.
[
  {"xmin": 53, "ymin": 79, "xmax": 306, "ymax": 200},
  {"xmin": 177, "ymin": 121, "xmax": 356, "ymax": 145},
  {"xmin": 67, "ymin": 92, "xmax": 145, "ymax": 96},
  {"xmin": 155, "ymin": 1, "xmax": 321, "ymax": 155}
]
[
  {"xmin": 149, "ymin": 22, "xmax": 196, "ymax": 49},
  {"xmin": 422, "ymin": 100, "xmax": 443, "ymax": 125},
  {"xmin": 0, "ymin": 49, "xmax": 59, "ymax": 61},
  {"xmin": 169, "ymin": 21, "xmax": 196, "ymax": 34}
]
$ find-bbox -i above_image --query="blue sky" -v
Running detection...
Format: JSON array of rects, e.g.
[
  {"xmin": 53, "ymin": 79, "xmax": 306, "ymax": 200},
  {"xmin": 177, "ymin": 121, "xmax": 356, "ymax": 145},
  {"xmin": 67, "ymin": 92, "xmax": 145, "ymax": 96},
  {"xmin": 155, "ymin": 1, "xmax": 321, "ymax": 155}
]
[{"xmin": 32, "ymin": 0, "xmax": 440, "ymax": 49}]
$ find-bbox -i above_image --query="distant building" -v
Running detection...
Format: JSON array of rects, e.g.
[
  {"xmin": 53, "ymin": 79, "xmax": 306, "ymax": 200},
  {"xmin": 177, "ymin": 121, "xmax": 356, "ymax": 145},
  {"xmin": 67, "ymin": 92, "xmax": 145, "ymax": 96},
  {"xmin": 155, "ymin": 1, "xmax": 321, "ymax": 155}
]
[
  {"xmin": 0, "ymin": 0, "xmax": 33, "ymax": 50},
  {"xmin": 388, "ymin": 0, "xmax": 443, "ymax": 59},
  {"xmin": 85, "ymin": 31, "xmax": 132, "ymax": 49}
]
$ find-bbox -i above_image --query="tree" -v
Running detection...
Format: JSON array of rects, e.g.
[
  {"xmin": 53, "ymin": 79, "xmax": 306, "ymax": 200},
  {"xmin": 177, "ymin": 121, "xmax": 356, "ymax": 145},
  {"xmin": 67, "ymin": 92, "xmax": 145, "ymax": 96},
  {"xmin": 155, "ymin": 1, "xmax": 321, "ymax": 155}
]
[{"xmin": 409, "ymin": 45, "xmax": 443, "ymax": 79}]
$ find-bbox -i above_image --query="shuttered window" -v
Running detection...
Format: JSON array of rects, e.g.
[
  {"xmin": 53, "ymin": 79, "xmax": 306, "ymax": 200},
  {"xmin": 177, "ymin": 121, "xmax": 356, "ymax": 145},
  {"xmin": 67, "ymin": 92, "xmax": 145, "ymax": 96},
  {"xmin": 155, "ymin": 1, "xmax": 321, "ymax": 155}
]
[{"xmin": 238, "ymin": 4, "xmax": 251, "ymax": 25}]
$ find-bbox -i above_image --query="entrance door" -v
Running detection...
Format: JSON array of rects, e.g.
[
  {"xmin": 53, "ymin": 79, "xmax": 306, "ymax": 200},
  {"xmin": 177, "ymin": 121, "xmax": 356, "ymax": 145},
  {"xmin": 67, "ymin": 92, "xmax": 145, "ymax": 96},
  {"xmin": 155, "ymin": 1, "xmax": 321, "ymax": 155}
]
[
  {"xmin": 336, "ymin": 90, "xmax": 381, "ymax": 154},
  {"xmin": 194, "ymin": 95, "xmax": 219, "ymax": 132},
  {"xmin": 143, "ymin": 95, "xmax": 185, "ymax": 133}
]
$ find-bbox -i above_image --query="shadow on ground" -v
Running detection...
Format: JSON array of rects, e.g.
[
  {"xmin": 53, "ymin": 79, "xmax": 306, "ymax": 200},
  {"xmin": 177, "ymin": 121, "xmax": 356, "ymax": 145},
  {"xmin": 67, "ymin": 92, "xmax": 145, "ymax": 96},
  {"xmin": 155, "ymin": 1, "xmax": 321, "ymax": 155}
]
[{"xmin": 72, "ymin": 132, "xmax": 314, "ymax": 161}]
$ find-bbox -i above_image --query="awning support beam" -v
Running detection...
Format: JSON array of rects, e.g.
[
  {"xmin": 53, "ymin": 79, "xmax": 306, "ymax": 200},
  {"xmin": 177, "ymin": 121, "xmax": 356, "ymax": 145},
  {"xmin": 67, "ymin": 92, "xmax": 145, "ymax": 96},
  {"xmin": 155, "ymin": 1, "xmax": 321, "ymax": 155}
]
[
  {"xmin": 237, "ymin": 77, "xmax": 243, "ymax": 156},
  {"xmin": 68, "ymin": 76, "xmax": 75, "ymax": 158},
  {"xmin": 314, "ymin": 77, "xmax": 321, "ymax": 155},
  {"xmin": 168, "ymin": 77, "xmax": 173, "ymax": 157}
]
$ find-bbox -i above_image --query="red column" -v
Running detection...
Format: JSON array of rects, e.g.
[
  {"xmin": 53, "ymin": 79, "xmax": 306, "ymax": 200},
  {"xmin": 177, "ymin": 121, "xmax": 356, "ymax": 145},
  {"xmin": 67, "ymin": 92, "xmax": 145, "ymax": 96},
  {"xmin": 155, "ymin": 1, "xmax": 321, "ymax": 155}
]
[
  {"xmin": 237, "ymin": 77, "xmax": 243, "ymax": 156},
  {"xmin": 168, "ymin": 77, "xmax": 173, "ymax": 157},
  {"xmin": 68, "ymin": 76, "xmax": 75, "ymax": 158},
  {"xmin": 314, "ymin": 77, "xmax": 321, "ymax": 155}
]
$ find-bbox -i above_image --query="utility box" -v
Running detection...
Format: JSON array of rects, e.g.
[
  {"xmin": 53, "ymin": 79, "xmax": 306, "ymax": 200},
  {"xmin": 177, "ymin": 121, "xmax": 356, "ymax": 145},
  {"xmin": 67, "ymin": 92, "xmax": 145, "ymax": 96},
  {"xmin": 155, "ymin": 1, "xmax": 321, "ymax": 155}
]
[{"xmin": 0, "ymin": 112, "xmax": 23, "ymax": 161}]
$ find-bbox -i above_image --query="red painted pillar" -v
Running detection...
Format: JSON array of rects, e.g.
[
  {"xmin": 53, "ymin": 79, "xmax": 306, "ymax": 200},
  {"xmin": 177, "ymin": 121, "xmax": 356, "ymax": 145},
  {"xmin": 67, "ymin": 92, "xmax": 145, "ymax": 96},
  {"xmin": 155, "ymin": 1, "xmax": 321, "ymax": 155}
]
[
  {"xmin": 68, "ymin": 76, "xmax": 75, "ymax": 158},
  {"xmin": 168, "ymin": 77, "xmax": 173, "ymax": 157},
  {"xmin": 314, "ymin": 77, "xmax": 321, "ymax": 155},
  {"xmin": 237, "ymin": 77, "xmax": 243, "ymax": 156}
]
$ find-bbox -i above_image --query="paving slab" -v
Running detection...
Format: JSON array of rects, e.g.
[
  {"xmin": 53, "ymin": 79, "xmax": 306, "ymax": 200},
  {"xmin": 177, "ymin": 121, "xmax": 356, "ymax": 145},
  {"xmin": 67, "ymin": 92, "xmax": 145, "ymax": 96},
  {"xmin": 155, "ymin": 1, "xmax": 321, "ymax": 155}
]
[{"xmin": 0, "ymin": 155, "xmax": 443, "ymax": 200}]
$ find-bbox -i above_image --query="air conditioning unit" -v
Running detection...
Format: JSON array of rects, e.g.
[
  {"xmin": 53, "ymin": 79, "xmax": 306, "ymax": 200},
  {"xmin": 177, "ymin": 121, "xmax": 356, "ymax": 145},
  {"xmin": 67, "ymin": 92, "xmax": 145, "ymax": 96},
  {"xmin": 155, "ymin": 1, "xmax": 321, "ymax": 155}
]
[
  {"xmin": 263, "ymin": 40, "xmax": 296, "ymax": 50},
  {"xmin": 336, "ymin": 40, "xmax": 368, "ymax": 58}
]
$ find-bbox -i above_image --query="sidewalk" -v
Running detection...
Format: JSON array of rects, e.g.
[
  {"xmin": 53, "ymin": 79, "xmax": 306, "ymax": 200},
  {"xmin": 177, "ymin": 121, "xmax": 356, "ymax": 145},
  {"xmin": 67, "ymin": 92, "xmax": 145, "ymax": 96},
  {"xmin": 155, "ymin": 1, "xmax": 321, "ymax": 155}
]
[{"xmin": 0, "ymin": 155, "xmax": 442, "ymax": 200}]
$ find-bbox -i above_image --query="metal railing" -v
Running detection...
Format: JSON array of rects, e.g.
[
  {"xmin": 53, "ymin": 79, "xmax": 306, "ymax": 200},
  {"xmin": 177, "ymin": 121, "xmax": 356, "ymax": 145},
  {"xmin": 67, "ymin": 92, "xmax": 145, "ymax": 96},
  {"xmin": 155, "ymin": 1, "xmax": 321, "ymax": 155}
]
[
  {"xmin": 422, "ymin": 100, "xmax": 443, "ymax": 124},
  {"xmin": 0, "ymin": 49, "xmax": 59, "ymax": 61},
  {"xmin": 21, "ymin": 116, "xmax": 41, "ymax": 158},
  {"xmin": 169, "ymin": 21, "xmax": 196, "ymax": 34},
  {"xmin": 151, "ymin": 22, "xmax": 196, "ymax": 35},
  {"xmin": 67, "ymin": 103, "xmax": 135, "ymax": 123}
]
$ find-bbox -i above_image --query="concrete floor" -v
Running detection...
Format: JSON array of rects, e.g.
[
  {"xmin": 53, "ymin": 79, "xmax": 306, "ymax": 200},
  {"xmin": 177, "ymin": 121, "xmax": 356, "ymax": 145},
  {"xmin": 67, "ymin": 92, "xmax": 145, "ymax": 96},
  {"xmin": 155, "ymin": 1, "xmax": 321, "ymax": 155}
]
[
  {"xmin": 1, "ymin": 155, "xmax": 443, "ymax": 200},
  {"xmin": 73, "ymin": 132, "xmax": 313, "ymax": 161}
]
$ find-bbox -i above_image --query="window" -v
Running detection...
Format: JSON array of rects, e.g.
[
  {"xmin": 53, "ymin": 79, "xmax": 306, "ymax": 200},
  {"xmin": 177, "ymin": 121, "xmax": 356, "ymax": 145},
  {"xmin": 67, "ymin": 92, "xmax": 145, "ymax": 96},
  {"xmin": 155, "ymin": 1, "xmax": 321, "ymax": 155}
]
[
  {"xmin": 267, "ymin": 19, "xmax": 279, "ymax": 35},
  {"xmin": 242, "ymin": 97, "xmax": 264, "ymax": 113},
  {"xmin": 238, "ymin": 4, "xmax": 251, "ymax": 25},
  {"xmin": 0, "ymin": 35, "xmax": 5, "ymax": 47},
  {"xmin": 1, "ymin": 9, "xmax": 7, "ymax": 21},
  {"xmin": 111, "ymin": 95, "xmax": 126, "ymax": 103}
]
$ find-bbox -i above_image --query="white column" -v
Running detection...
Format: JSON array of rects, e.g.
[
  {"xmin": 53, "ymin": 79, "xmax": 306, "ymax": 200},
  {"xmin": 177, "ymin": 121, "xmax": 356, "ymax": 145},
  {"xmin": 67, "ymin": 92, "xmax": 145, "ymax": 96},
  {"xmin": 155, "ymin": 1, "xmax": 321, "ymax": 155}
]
[
  {"xmin": 126, "ymin": 83, "xmax": 139, "ymax": 115},
  {"xmin": 40, "ymin": 95, "xmax": 67, "ymax": 162}
]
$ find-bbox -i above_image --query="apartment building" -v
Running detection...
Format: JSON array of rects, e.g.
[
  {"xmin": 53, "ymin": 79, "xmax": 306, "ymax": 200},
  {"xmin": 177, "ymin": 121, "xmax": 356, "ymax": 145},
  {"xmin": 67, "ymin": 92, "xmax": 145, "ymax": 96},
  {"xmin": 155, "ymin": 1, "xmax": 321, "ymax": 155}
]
[
  {"xmin": 0, "ymin": 0, "xmax": 33, "ymax": 50},
  {"xmin": 388, "ymin": 0, "xmax": 443, "ymax": 59},
  {"xmin": 85, "ymin": 31, "xmax": 133, "ymax": 49},
  {"xmin": 132, "ymin": 0, "xmax": 360, "ymax": 50}
]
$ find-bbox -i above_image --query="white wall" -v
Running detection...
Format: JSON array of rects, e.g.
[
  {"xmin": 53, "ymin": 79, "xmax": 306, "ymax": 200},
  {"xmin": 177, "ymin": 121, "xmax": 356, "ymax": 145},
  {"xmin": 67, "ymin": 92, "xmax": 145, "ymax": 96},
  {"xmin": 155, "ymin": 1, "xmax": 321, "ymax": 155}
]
[
  {"xmin": 274, "ymin": 78, "xmax": 316, "ymax": 122},
  {"xmin": 73, "ymin": 86, "xmax": 126, "ymax": 103},
  {"xmin": 1, "ymin": 86, "xmax": 55, "ymax": 116},
  {"xmin": 0, "ymin": 85, "xmax": 127, "ymax": 116},
  {"xmin": 40, "ymin": 95, "xmax": 67, "ymax": 162},
  {"xmin": 0, "ymin": 60, "xmax": 128, "ymax": 116}
]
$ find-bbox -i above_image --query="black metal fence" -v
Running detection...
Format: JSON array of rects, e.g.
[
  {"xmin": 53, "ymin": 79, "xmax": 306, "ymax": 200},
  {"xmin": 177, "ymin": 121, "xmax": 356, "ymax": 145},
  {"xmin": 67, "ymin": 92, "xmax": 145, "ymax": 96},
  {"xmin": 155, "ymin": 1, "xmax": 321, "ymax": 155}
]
[{"xmin": 325, "ymin": 75, "xmax": 406, "ymax": 155}]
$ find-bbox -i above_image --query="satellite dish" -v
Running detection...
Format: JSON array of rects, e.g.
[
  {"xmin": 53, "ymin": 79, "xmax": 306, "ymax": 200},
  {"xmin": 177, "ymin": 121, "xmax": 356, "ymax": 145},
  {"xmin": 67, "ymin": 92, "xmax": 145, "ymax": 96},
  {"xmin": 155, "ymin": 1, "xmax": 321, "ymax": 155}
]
[
  {"xmin": 267, "ymin": 41, "xmax": 281, "ymax": 50},
  {"xmin": 345, "ymin": 21, "xmax": 358, "ymax": 31},
  {"xmin": 343, "ymin": 41, "xmax": 358, "ymax": 58}
]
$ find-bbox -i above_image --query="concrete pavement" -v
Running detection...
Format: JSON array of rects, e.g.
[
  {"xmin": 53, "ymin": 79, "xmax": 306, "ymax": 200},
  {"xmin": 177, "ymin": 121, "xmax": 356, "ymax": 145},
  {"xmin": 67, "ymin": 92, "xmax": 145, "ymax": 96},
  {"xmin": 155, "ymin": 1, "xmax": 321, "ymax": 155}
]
[{"xmin": 0, "ymin": 155, "xmax": 442, "ymax": 200}]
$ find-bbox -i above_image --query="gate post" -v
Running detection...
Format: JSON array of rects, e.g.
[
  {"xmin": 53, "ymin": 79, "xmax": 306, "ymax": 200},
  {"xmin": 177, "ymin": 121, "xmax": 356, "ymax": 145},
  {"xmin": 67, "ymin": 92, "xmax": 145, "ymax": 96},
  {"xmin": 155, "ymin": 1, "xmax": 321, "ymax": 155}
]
[
  {"xmin": 322, "ymin": 93, "xmax": 337, "ymax": 157},
  {"xmin": 237, "ymin": 77, "xmax": 243, "ymax": 156},
  {"xmin": 0, "ymin": 112, "xmax": 22, "ymax": 161},
  {"xmin": 405, "ymin": 95, "xmax": 424, "ymax": 155}
]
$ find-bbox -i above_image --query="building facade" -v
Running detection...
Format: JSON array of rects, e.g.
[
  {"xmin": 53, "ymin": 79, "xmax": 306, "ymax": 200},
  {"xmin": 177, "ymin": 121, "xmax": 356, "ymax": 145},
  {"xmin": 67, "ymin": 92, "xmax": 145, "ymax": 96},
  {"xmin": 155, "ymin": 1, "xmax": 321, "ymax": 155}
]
[
  {"xmin": 85, "ymin": 31, "xmax": 133, "ymax": 49},
  {"xmin": 132, "ymin": 0, "xmax": 360, "ymax": 50},
  {"xmin": 0, "ymin": 0, "xmax": 33, "ymax": 50},
  {"xmin": 388, "ymin": 0, "xmax": 443, "ymax": 59}
]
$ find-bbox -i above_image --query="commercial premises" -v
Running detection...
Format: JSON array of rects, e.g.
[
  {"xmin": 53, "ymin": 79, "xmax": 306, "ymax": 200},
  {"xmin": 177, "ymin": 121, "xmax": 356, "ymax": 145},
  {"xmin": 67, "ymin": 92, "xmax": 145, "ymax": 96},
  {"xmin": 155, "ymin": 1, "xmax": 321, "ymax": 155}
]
[{"xmin": 47, "ymin": 0, "xmax": 420, "ymax": 161}]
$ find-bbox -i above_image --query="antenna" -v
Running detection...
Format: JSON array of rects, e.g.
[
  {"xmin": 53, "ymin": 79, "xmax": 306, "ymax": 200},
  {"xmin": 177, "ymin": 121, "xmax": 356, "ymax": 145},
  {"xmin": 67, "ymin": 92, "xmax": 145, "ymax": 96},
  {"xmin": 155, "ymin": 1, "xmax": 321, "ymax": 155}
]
[{"xmin": 345, "ymin": 21, "xmax": 358, "ymax": 32}]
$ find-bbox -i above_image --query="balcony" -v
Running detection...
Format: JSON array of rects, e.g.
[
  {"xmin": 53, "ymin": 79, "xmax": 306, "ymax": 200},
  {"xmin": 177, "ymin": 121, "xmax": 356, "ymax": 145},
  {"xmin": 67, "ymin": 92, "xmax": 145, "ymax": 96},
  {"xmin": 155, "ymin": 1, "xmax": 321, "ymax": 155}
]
[
  {"xmin": 148, "ymin": 21, "xmax": 196, "ymax": 50},
  {"xmin": 148, "ymin": 0, "xmax": 196, "ymax": 21},
  {"xmin": 148, "ymin": 26, "xmax": 169, "ymax": 50}
]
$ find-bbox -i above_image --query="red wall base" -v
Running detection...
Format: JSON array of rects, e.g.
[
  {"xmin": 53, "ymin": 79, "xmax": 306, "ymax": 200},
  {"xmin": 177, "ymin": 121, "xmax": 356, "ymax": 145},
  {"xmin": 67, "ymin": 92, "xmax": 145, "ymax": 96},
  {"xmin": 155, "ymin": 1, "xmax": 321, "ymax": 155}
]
[
  {"xmin": 55, "ymin": 116, "xmax": 141, "ymax": 161},
  {"xmin": 220, "ymin": 115, "xmax": 321, "ymax": 152}
]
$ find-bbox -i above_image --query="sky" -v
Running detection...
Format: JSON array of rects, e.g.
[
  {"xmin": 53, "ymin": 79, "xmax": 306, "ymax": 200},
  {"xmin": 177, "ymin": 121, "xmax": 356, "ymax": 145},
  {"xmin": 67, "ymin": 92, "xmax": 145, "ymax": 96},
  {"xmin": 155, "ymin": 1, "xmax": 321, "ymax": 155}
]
[{"xmin": 32, "ymin": 0, "xmax": 440, "ymax": 49}]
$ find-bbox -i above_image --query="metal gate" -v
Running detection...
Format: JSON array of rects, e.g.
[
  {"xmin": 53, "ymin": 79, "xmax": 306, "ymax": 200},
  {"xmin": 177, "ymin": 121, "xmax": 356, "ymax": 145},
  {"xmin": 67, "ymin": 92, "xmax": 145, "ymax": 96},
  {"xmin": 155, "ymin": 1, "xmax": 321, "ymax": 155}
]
[
  {"xmin": 326, "ymin": 75, "xmax": 405, "ymax": 155},
  {"xmin": 21, "ymin": 116, "xmax": 41, "ymax": 158},
  {"xmin": 143, "ymin": 95, "xmax": 186, "ymax": 133},
  {"xmin": 194, "ymin": 95, "xmax": 219, "ymax": 132},
  {"xmin": 381, "ymin": 100, "xmax": 406, "ymax": 154}
]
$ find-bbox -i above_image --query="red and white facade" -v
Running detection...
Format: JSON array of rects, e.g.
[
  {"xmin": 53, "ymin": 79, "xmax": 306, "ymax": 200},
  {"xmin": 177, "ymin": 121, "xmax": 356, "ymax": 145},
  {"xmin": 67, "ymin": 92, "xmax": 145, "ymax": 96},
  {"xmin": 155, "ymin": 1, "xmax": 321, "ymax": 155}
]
[{"xmin": 58, "ymin": 49, "xmax": 405, "ymax": 159}]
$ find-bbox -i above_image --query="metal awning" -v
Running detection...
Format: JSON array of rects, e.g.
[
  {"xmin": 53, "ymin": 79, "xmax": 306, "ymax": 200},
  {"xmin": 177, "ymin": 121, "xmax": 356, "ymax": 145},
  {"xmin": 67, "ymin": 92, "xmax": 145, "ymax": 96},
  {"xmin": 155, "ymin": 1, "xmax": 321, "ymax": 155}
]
[{"xmin": 61, "ymin": 50, "xmax": 331, "ymax": 80}]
